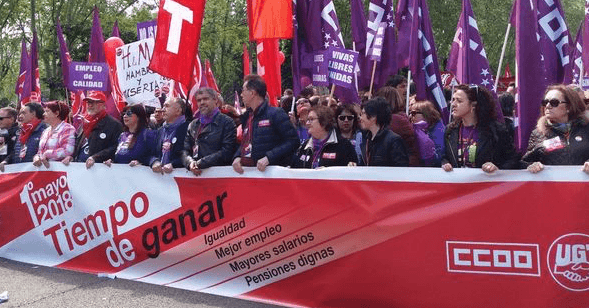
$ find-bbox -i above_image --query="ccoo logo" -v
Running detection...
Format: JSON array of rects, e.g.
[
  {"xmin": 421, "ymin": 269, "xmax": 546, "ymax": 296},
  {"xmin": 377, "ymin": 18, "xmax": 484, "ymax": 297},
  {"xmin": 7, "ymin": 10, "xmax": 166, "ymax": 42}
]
[{"xmin": 547, "ymin": 233, "xmax": 589, "ymax": 291}]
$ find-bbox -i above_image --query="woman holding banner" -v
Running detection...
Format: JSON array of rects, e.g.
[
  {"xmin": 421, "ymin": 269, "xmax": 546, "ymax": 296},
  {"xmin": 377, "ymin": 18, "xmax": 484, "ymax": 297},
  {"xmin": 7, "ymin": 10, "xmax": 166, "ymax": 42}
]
[
  {"xmin": 104, "ymin": 104, "xmax": 152, "ymax": 167},
  {"xmin": 522, "ymin": 84, "xmax": 589, "ymax": 173},
  {"xmin": 292, "ymin": 106, "xmax": 357, "ymax": 168},
  {"xmin": 32, "ymin": 101, "xmax": 75, "ymax": 168},
  {"xmin": 441, "ymin": 84, "xmax": 517, "ymax": 173}
]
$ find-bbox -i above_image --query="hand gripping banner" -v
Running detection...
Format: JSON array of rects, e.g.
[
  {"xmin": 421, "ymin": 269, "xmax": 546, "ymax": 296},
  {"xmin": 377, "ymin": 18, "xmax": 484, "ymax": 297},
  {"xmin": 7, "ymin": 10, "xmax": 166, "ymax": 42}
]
[{"xmin": 0, "ymin": 164, "xmax": 587, "ymax": 307}]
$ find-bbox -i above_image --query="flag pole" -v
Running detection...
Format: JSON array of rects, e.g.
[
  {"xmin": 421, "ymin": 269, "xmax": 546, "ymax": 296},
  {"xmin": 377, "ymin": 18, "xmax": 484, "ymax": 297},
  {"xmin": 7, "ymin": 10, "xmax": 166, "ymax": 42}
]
[
  {"xmin": 329, "ymin": 84, "xmax": 336, "ymax": 101},
  {"xmin": 368, "ymin": 61, "xmax": 377, "ymax": 99},
  {"xmin": 405, "ymin": 70, "xmax": 412, "ymax": 115},
  {"xmin": 494, "ymin": 23, "xmax": 512, "ymax": 91},
  {"xmin": 580, "ymin": 65, "xmax": 584, "ymax": 88},
  {"xmin": 353, "ymin": 42, "xmax": 359, "ymax": 93}
]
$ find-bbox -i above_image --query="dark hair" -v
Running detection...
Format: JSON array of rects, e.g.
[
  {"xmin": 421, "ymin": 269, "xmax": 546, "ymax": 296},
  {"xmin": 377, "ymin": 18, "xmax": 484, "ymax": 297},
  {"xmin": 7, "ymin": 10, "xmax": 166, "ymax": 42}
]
[
  {"xmin": 121, "ymin": 104, "xmax": 148, "ymax": 148},
  {"xmin": 26, "ymin": 102, "xmax": 45, "ymax": 120},
  {"xmin": 453, "ymin": 84, "xmax": 497, "ymax": 128},
  {"xmin": 280, "ymin": 95, "xmax": 294, "ymax": 114},
  {"xmin": 411, "ymin": 100, "xmax": 441, "ymax": 127},
  {"xmin": 386, "ymin": 74, "xmax": 407, "ymax": 88},
  {"xmin": 0, "ymin": 107, "xmax": 17, "ymax": 120},
  {"xmin": 375, "ymin": 86, "xmax": 404, "ymax": 113},
  {"xmin": 300, "ymin": 87, "xmax": 314, "ymax": 98},
  {"xmin": 362, "ymin": 97, "xmax": 392, "ymax": 127},
  {"xmin": 499, "ymin": 93, "xmax": 515, "ymax": 117},
  {"xmin": 311, "ymin": 106, "xmax": 335, "ymax": 132},
  {"xmin": 244, "ymin": 74, "xmax": 267, "ymax": 98},
  {"xmin": 43, "ymin": 101, "xmax": 70, "ymax": 121},
  {"xmin": 309, "ymin": 95, "xmax": 320, "ymax": 107},
  {"xmin": 284, "ymin": 89, "xmax": 293, "ymax": 96},
  {"xmin": 335, "ymin": 104, "xmax": 359, "ymax": 133},
  {"xmin": 543, "ymin": 84, "xmax": 586, "ymax": 122}
]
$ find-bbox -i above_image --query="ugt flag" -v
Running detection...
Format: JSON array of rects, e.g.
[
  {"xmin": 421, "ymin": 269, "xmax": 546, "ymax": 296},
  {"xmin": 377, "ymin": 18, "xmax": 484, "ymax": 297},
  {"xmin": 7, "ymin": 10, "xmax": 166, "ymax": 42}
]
[{"xmin": 150, "ymin": 0, "xmax": 206, "ymax": 86}]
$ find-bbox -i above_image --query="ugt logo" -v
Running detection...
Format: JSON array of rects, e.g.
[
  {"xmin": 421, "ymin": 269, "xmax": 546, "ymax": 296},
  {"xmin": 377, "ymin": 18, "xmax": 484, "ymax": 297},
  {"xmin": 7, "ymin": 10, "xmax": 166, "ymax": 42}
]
[{"xmin": 547, "ymin": 233, "xmax": 589, "ymax": 291}]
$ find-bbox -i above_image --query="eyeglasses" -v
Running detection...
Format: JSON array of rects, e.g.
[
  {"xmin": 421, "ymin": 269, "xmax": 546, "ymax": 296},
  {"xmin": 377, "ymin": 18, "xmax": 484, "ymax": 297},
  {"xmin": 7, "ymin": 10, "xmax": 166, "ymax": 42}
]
[
  {"xmin": 541, "ymin": 99, "xmax": 567, "ymax": 108},
  {"xmin": 123, "ymin": 110, "xmax": 135, "ymax": 117},
  {"xmin": 306, "ymin": 117, "xmax": 318, "ymax": 123},
  {"xmin": 338, "ymin": 115, "xmax": 355, "ymax": 121},
  {"xmin": 409, "ymin": 111, "xmax": 422, "ymax": 117},
  {"xmin": 0, "ymin": 116, "xmax": 8, "ymax": 120}
]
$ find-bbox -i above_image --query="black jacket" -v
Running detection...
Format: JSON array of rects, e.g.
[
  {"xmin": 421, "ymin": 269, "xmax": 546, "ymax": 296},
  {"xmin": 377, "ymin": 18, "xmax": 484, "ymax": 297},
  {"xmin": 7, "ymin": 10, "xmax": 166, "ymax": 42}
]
[
  {"xmin": 182, "ymin": 112, "xmax": 237, "ymax": 169},
  {"xmin": 0, "ymin": 123, "xmax": 19, "ymax": 163},
  {"xmin": 442, "ymin": 120, "xmax": 519, "ymax": 169},
  {"xmin": 360, "ymin": 128, "xmax": 409, "ymax": 166},
  {"xmin": 522, "ymin": 114, "xmax": 589, "ymax": 166},
  {"xmin": 292, "ymin": 130, "xmax": 357, "ymax": 168},
  {"xmin": 234, "ymin": 101, "xmax": 300, "ymax": 166},
  {"xmin": 73, "ymin": 115, "xmax": 123, "ymax": 163},
  {"xmin": 149, "ymin": 119, "xmax": 189, "ymax": 168}
]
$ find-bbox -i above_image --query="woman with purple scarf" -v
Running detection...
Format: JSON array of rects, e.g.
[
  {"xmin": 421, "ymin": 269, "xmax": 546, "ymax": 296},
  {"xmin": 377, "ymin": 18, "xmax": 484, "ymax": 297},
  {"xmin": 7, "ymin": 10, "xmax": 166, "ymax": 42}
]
[
  {"xmin": 182, "ymin": 88, "xmax": 237, "ymax": 176},
  {"xmin": 104, "ymin": 104, "xmax": 152, "ymax": 167},
  {"xmin": 292, "ymin": 106, "xmax": 357, "ymax": 169}
]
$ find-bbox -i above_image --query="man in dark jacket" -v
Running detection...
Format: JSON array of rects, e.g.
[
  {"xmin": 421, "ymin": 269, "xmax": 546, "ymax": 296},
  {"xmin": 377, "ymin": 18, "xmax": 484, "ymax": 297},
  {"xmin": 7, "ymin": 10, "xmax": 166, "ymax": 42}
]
[
  {"xmin": 182, "ymin": 88, "xmax": 236, "ymax": 176},
  {"xmin": 232, "ymin": 74, "xmax": 300, "ymax": 173},
  {"xmin": 0, "ymin": 107, "xmax": 18, "ymax": 163},
  {"xmin": 63, "ymin": 91, "xmax": 122, "ymax": 169},
  {"xmin": 150, "ymin": 97, "xmax": 189, "ymax": 174}
]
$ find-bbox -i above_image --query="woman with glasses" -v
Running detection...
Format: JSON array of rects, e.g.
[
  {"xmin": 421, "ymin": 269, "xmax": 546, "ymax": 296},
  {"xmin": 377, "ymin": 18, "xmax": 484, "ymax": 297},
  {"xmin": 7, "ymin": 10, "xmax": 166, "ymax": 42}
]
[
  {"xmin": 442, "ymin": 84, "xmax": 517, "ymax": 173},
  {"xmin": 409, "ymin": 100, "xmax": 445, "ymax": 166},
  {"xmin": 359, "ymin": 97, "xmax": 409, "ymax": 167},
  {"xmin": 335, "ymin": 104, "xmax": 362, "ymax": 162},
  {"xmin": 522, "ymin": 84, "xmax": 589, "ymax": 173},
  {"xmin": 33, "ymin": 101, "xmax": 76, "ymax": 168},
  {"xmin": 292, "ymin": 106, "xmax": 357, "ymax": 168},
  {"xmin": 105, "ymin": 104, "xmax": 152, "ymax": 166}
]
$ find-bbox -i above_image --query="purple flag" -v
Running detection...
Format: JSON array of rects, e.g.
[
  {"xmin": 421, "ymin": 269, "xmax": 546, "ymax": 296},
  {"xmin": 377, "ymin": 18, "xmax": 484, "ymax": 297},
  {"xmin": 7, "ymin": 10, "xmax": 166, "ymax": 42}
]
[
  {"xmin": 89, "ymin": 6, "xmax": 118, "ymax": 117},
  {"xmin": 111, "ymin": 20, "xmax": 121, "ymax": 38},
  {"xmin": 536, "ymin": 0, "xmax": 572, "ymax": 84},
  {"xmin": 581, "ymin": 0, "xmax": 589, "ymax": 76},
  {"xmin": 446, "ymin": 0, "xmax": 503, "ymax": 121},
  {"xmin": 15, "ymin": 38, "xmax": 31, "ymax": 106},
  {"xmin": 56, "ymin": 18, "xmax": 72, "ymax": 90},
  {"xmin": 511, "ymin": 0, "xmax": 548, "ymax": 151},
  {"xmin": 366, "ymin": 0, "xmax": 397, "ymax": 90},
  {"xmin": 571, "ymin": 21, "xmax": 584, "ymax": 85},
  {"xmin": 408, "ymin": 0, "xmax": 447, "ymax": 115},
  {"xmin": 291, "ymin": 0, "xmax": 313, "ymax": 96},
  {"xmin": 349, "ymin": 0, "xmax": 371, "ymax": 90},
  {"xmin": 395, "ymin": 0, "xmax": 414, "ymax": 68},
  {"xmin": 30, "ymin": 31, "xmax": 41, "ymax": 102}
]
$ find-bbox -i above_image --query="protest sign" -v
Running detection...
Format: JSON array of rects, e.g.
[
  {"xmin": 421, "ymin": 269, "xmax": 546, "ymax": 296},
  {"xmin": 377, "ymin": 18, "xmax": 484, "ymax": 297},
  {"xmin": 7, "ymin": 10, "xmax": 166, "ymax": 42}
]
[
  {"xmin": 327, "ymin": 47, "xmax": 358, "ymax": 88},
  {"xmin": 115, "ymin": 38, "xmax": 169, "ymax": 107},
  {"xmin": 137, "ymin": 20, "xmax": 157, "ymax": 41},
  {"xmin": 68, "ymin": 62, "xmax": 108, "ymax": 91},
  {"xmin": 312, "ymin": 51, "xmax": 329, "ymax": 87},
  {"xmin": 0, "ymin": 164, "xmax": 587, "ymax": 308},
  {"xmin": 368, "ymin": 22, "xmax": 386, "ymax": 61}
]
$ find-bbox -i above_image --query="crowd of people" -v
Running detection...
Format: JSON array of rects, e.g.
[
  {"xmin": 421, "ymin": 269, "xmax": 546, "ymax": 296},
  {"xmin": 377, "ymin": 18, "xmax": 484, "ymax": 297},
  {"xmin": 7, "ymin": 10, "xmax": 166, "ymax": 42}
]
[{"xmin": 1, "ymin": 73, "xmax": 589, "ymax": 175}]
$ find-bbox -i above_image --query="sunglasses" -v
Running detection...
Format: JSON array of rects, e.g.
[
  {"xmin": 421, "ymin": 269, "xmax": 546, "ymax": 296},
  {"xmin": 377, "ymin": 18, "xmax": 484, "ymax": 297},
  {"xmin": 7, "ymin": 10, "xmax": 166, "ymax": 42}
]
[
  {"xmin": 123, "ymin": 110, "xmax": 135, "ymax": 117},
  {"xmin": 541, "ymin": 99, "xmax": 567, "ymax": 108},
  {"xmin": 0, "ymin": 116, "xmax": 8, "ymax": 120},
  {"xmin": 338, "ymin": 115, "xmax": 355, "ymax": 121},
  {"xmin": 409, "ymin": 111, "xmax": 422, "ymax": 116}
]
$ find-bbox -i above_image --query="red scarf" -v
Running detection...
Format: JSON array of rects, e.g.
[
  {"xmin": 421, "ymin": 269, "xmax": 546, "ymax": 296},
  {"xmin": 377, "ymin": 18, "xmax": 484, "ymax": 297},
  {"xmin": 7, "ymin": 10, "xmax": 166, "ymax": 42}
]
[
  {"xmin": 19, "ymin": 118, "xmax": 42, "ymax": 145},
  {"xmin": 83, "ymin": 110, "xmax": 107, "ymax": 138}
]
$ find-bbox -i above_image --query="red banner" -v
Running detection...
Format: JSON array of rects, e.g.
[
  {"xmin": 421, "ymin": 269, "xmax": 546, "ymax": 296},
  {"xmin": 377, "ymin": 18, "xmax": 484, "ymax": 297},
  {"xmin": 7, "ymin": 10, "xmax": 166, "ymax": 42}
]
[
  {"xmin": 150, "ymin": 0, "xmax": 206, "ymax": 86},
  {"xmin": 0, "ymin": 164, "xmax": 587, "ymax": 307}
]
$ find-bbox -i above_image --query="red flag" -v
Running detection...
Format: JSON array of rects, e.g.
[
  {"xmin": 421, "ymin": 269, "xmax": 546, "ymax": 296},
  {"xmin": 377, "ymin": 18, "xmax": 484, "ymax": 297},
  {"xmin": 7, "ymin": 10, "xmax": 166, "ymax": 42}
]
[
  {"xmin": 504, "ymin": 63, "xmax": 512, "ymax": 78},
  {"xmin": 204, "ymin": 59, "xmax": 220, "ymax": 93},
  {"xmin": 256, "ymin": 39, "xmax": 282, "ymax": 106},
  {"xmin": 243, "ymin": 43, "xmax": 251, "ymax": 76},
  {"xmin": 150, "ymin": 0, "xmax": 206, "ymax": 86},
  {"xmin": 247, "ymin": 0, "xmax": 293, "ymax": 40}
]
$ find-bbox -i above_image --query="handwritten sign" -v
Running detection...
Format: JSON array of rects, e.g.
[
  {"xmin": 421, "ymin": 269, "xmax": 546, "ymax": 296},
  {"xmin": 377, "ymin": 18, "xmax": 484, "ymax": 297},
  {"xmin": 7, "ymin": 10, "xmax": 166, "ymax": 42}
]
[
  {"xmin": 137, "ymin": 20, "xmax": 157, "ymax": 41},
  {"xmin": 327, "ymin": 47, "xmax": 359, "ymax": 89},
  {"xmin": 115, "ymin": 38, "xmax": 169, "ymax": 108},
  {"xmin": 68, "ymin": 62, "xmax": 108, "ymax": 91}
]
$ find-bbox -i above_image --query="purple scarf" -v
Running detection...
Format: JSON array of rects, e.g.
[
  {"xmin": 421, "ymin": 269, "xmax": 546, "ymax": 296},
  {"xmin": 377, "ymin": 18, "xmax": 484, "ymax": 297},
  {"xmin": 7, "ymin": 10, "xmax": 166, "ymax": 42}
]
[{"xmin": 199, "ymin": 108, "xmax": 219, "ymax": 127}]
